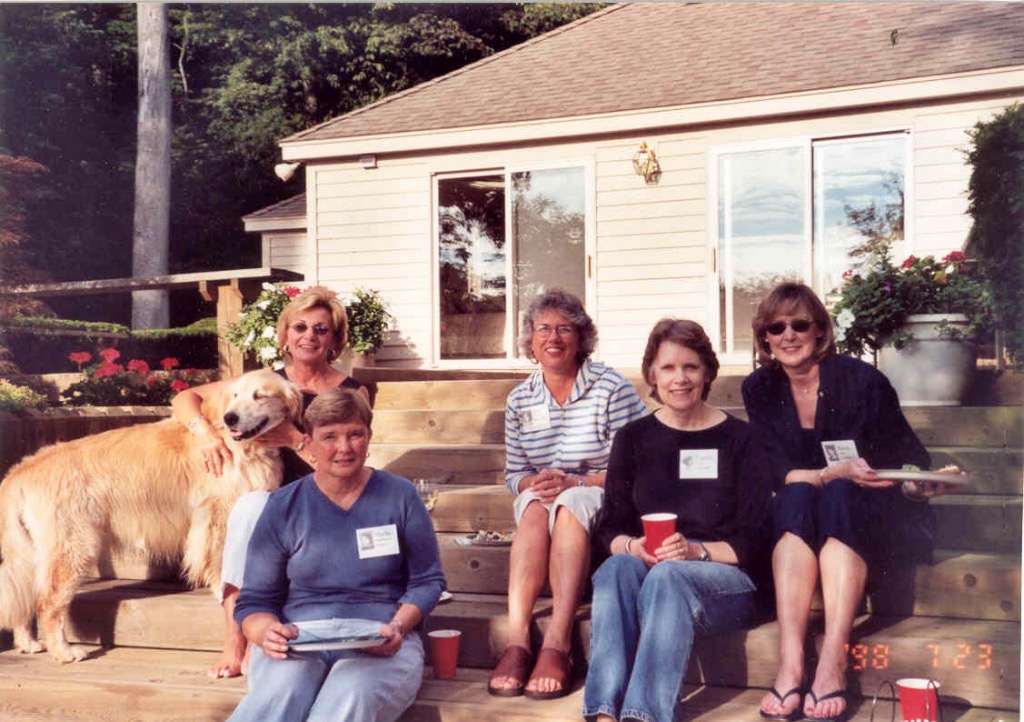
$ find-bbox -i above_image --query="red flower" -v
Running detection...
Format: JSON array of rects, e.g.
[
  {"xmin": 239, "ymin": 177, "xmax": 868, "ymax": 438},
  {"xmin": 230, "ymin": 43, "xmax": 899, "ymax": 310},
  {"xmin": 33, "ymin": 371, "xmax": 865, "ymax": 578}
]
[
  {"xmin": 170, "ymin": 379, "xmax": 190, "ymax": 393},
  {"xmin": 127, "ymin": 359, "xmax": 151, "ymax": 376},
  {"xmin": 68, "ymin": 351, "xmax": 92, "ymax": 366},
  {"xmin": 98, "ymin": 348, "xmax": 121, "ymax": 363},
  {"xmin": 147, "ymin": 375, "xmax": 159, "ymax": 386},
  {"xmin": 841, "ymin": 269, "xmax": 853, "ymax": 280},
  {"xmin": 943, "ymin": 250, "xmax": 968, "ymax": 265},
  {"xmin": 182, "ymin": 367, "xmax": 197, "ymax": 375},
  {"xmin": 93, "ymin": 362, "xmax": 122, "ymax": 379},
  {"xmin": 160, "ymin": 357, "xmax": 180, "ymax": 371},
  {"xmin": 901, "ymin": 255, "xmax": 917, "ymax": 269},
  {"xmin": 284, "ymin": 286, "xmax": 302, "ymax": 299}
]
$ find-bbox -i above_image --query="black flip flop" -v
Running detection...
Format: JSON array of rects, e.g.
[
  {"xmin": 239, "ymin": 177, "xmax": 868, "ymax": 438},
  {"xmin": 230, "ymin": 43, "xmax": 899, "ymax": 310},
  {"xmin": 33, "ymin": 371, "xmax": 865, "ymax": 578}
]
[{"xmin": 759, "ymin": 686, "xmax": 804, "ymax": 721}]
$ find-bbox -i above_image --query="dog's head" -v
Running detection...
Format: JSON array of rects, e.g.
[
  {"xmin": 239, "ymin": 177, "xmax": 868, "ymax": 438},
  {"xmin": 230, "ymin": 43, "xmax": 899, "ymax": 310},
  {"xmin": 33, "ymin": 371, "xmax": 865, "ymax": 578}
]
[{"xmin": 219, "ymin": 370, "xmax": 303, "ymax": 442}]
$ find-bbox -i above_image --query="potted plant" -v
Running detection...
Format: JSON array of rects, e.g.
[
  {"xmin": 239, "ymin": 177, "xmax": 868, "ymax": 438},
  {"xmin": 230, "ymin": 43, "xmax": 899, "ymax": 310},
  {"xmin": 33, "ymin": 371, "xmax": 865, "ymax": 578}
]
[
  {"xmin": 344, "ymin": 288, "xmax": 391, "ymax": 367},
  {"xmin": 225, "ymin": 283, "xmax": 304, "ymax": 368},
  {"xmin": 831, "ymin": 247, "xmax": 995, "ymax": 405}
]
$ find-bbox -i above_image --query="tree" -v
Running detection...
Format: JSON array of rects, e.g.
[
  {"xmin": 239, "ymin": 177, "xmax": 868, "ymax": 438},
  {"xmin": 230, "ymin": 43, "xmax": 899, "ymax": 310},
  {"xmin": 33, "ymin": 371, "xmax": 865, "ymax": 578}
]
[
  {"xmin": 966, "ymin": 102, "xmax": 1024, "ymax": 365},
  {"xmin": 132, "ymin": 3, "xmax": 171, "ymax": 329}
]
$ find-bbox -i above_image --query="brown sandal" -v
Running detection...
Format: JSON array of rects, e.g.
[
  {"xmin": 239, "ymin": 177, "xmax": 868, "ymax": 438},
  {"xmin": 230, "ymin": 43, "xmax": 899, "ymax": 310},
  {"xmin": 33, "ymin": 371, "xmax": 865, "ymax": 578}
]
[
  {"xmin": 487, "ymin": 645, "xmax": 533, "ymax": 697},
  {"xmin": 524, "ymin": 647, "xmax": 573, "ymax": 700}
]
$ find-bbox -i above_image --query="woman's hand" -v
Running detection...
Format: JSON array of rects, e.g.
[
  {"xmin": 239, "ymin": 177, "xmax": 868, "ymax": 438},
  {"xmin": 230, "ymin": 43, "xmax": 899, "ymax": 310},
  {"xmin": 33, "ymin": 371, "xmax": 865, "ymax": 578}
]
[
  {"xmin": 527, "ymin": 469, "xmax": 569, "ymax": 503},
  {"xmin": 831, "ymin": 458, "xmax": 896, "ymax": 489},
  {"xmin": 652, "ymin": 531, "xmax": 692, "ymax": 563},
  {"xmin": 621, "ymin": 534, "xmax": 659, "ymax": 566},
  {"xmin": 254, "ymin": 621, "xmax": 298, "ymax": 660},
  {"xmin": 193, "ymin": 420, "xmax": 233, "ymax": 477},
  {"xmin": 364, "ymin": 621, "xmax": 405, "ymax": 657}
]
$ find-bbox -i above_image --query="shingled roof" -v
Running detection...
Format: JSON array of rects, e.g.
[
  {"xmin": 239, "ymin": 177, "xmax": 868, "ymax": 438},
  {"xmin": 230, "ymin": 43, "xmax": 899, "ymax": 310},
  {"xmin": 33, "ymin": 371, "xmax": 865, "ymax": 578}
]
[{"xmin": 284, "ymin": 2, "xmax": 1024, "ymax": 145}]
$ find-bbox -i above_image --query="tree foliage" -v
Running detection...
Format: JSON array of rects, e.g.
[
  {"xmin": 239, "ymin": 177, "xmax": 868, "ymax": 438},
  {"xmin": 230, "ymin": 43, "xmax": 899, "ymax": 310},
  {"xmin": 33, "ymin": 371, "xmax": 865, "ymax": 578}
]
[
  {"xmin": 966, "ymin": 102, "xmax": 1024, "ymax": 365},
  {"xmin": 0, "ymin": 3, "xmax": 603, "ymax": 325}
]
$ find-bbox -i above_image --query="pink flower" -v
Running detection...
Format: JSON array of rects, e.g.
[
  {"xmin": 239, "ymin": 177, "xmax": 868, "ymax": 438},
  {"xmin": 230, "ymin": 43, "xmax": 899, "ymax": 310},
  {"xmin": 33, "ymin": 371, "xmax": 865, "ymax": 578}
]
[
  {"xmin": 284, "ymin": 286, "xmax": 302, "ymax": 299},
  {"xmin": 127, "ymin": 359, "xmax": 150, "ymax": 376},
  {"xmin": 901, "ymin": 256, "xmax": 917, "ymax": 269},
  {"xmin": 182, "ymin": 367, "xmax": 197, "ymax": 375},
  {"xmin": 160, "ymin": 357, "xmax": 180, "ymax": 371},
  {"xmin": 93, "ymin": 362, "xmax": 122, "ymax": 379},
  {"xmin": 841, "ymin": 269, "xmax": 853, "ymax": 280},
  {"xmin": 68, "ymin": 351, "xmax": 92, "ymax": 366},
  {"xmin": 170, "ymin": 379, "xmax": 190, "ymax": 393},
  {"xmin": 943, "ymin": 250, "xmax": 968, "ymax": 264},
  {"xmin": 147, "ymin": 376, "xmax": 159, "ymax": 387},
  {"xmin": 98, "ymin": 348, "xmax": 121, "ymax": 363}
]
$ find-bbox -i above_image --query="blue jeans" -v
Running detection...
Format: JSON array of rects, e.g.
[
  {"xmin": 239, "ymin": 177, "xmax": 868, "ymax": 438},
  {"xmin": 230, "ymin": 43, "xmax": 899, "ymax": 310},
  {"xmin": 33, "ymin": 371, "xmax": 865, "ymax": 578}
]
[
  {"xmin": 583, "ymin": 555, "xmax": 760, "ymax": 722},
  {"xmin": 227, "ymin": 618, "xmax": 424, "ymax": 722}
]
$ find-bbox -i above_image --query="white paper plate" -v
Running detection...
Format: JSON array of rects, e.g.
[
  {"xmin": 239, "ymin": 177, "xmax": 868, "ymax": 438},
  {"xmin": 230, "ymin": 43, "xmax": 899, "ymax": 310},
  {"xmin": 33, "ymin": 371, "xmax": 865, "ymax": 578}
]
[
  {"xmin": 438, "ymin": 590, "xmax": 453, "ymax": 603},
  {"xmin": 874, "ymin": 469, "xmax": 973, "ymax": 486},
  {"xmin": 289, "ymin": 635, "xmax": 386, "ymax": 652}
]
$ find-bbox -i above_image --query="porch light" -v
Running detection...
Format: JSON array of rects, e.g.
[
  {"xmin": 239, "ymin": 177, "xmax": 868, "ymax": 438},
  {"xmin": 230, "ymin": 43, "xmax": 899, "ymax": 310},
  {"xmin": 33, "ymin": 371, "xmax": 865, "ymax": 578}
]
[
  {"xmin": 632, "ymin": 142, "xmax": 661, "ymax": 184},
  {"xmin": 274, "ymin": 162, "xmax": 301, "ymax": 182}
]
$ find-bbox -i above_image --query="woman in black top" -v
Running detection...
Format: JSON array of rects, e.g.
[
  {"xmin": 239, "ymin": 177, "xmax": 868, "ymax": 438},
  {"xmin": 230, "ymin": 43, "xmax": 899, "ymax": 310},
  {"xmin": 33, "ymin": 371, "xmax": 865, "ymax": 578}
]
[
  {"xmin": 582, "ymin": 319, "xmax": 771, "ymax": 722},
  {"xmin": 743, "ymin": 282, "xmax": 939, "ymax": 722},
  {"xmin": 172, "ymin": 286, "xmax": 367, "ymax": 679}
]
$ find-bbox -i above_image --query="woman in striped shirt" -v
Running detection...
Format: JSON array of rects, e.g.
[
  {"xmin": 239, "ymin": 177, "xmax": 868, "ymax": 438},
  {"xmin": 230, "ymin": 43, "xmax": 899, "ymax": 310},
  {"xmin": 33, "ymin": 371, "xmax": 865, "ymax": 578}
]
[{"xmin": 488, "ymin": 290, "xmax": 648, "ymax": 701}]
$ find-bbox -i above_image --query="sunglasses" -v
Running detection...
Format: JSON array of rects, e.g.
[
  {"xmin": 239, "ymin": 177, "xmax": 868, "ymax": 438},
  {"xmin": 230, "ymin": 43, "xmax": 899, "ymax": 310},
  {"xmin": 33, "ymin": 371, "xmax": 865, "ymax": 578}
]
[
  {"xmin": 765, "ymin": 319, "xmax": 815, "ymax": 336},
  {"xmin": 290, "ymin": 322, "xmax": 332, "ymax": 337}
]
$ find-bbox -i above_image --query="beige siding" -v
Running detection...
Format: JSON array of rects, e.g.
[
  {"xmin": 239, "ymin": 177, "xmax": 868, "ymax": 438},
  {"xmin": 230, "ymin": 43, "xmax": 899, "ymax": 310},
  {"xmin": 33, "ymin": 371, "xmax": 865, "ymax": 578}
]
[
  {"xmin": 304, "ymin": 88, "xmax": 1024, "ymax": 370},
  {"xmin": 267, "ymin": 231, "xmax": 308, "ymax": 276}
]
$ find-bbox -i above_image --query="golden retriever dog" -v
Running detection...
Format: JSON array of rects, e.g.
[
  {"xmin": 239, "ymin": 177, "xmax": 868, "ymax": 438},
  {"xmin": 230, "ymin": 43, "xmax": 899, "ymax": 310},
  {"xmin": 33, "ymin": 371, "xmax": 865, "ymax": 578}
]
[{"xmin": 0, "ymin": 369, "xmax": 302, "ymax": 663}]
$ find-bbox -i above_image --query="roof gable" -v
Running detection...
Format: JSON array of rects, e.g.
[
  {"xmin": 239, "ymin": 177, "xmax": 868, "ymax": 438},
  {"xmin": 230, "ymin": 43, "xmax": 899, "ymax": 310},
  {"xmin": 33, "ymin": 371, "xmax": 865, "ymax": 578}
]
[{"xmin": 285, "ymin": 2, "xmax": 1024, "ymax": 145}]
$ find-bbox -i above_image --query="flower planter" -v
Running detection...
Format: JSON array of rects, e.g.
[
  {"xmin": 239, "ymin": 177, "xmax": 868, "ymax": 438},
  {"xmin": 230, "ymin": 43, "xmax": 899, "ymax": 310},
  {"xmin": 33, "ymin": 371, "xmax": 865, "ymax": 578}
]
[{"xmin": 878, "ymin": 314, "xmax": 977, "ymax": 406}]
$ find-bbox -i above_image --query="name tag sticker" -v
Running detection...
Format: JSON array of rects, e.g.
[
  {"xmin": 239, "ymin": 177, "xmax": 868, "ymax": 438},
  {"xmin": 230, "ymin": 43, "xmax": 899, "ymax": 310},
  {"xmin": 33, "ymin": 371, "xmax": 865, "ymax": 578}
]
[
  {"xmin": 520, "ymin": 404, "xmax": 551, "ymax": 433},
  {"xmin": 821, "ymin": 440, "xmax": 859, "ymax": 463},
  {"xmin": 356, "ymin": 524, "xmax": 400, "ymax": 559},
  {"xmin": 679, "ymin": 449, "xmax": 718, "ymax": 479}
]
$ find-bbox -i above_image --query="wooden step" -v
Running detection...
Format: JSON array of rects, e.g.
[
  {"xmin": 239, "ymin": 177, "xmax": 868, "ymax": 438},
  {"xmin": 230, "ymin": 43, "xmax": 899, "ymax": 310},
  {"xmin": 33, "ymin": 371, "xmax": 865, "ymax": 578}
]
[
  {"xmin": 931, "ymin": 494, "xmax": 1023, "ymax": 553},
  {"xmin": 374, "ymin": 443, "xmax": 506, "ymax": 485},
  {"xmin": 5, "ymin": 647, "xmax": 1012, "ymax": 722},
  {"xmin": 928, "ymin": 447, "xmax": 1024, "ymax": 495},
  {"xmin": 431, "ymin": 485, "xmax": 515, "ymax": 533}
]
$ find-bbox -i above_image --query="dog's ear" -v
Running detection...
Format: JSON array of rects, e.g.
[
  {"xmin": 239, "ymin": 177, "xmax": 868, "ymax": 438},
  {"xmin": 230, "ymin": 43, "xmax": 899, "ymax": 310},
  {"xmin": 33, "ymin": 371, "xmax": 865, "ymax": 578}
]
[
  {"xmin": 283, "ymin": 379, "xmax": 304, "ymax": 427},
  {"xmin": 201, "ymin": 381, "xmax": 231, "ymax": 430}
]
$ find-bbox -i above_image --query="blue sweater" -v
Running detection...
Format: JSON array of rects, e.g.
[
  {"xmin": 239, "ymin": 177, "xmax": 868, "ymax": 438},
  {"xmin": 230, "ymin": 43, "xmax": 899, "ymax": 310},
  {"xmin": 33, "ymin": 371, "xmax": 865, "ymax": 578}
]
[{"xmin": 235, "ymin": 469, "xmax": 446, "ymax": 627}]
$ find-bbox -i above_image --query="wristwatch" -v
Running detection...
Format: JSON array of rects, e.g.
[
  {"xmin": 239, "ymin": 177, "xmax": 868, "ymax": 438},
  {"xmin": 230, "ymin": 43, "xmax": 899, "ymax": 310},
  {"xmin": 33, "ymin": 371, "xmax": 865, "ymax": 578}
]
[{"xmin": 697, "ymin": 543, "xmax": 711, "ymax": 562}]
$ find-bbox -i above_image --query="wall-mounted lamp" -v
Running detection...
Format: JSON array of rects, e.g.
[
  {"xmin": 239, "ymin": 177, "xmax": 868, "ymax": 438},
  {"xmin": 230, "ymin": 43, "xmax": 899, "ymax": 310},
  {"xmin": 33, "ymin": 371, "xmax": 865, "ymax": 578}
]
[
  {"xmin": 632, "ymin": 142, "xmax": 661, "ymax": 184},
  {"xmin": 274, "ymin": 162, "xmax": 302, "ymax": 182}
]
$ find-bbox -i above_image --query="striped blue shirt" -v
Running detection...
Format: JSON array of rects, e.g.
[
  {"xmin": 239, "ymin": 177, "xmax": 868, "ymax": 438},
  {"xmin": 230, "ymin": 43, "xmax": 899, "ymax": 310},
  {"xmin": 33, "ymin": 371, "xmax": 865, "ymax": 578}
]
[{"xmin": 504, "ymin": 359, "xmax": 649, "ymax": 495}]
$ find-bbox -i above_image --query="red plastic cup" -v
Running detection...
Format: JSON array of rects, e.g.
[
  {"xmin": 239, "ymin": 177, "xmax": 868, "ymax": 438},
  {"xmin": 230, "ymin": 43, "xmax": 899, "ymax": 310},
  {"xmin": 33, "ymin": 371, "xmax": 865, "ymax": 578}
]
[
  {"xmin": 896, "ymin": 678, "xmax": 941, "ymax": 722},
  {"xmin": 641, "ymin": 513, "xmax": 678, "ymax": 555},
  {"xmin": 427, "ymin": 629, "xmax": 462, "ymax": 679}
]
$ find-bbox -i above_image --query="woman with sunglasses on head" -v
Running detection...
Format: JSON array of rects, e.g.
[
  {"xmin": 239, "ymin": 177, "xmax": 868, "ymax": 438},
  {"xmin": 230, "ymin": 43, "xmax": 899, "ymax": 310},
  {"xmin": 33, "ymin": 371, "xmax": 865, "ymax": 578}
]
[
  {"xmin": 487, "ymin": 289, "xmax": 648, "ymax": 701},
  {"xmin": 742, "ymin": 282, "xmax": 938, "ymax": 722},
  {"xmin": 172, "ymin": 286, "xmax": 369, "ymax": 680}
]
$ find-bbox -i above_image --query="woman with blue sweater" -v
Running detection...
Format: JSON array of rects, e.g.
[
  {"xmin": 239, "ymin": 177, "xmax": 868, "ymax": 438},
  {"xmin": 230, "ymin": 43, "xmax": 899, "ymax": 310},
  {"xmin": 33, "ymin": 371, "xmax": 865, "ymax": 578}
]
[{"xmin": 227, "ymin": 387, "xmax": 445, "ymax": 722}]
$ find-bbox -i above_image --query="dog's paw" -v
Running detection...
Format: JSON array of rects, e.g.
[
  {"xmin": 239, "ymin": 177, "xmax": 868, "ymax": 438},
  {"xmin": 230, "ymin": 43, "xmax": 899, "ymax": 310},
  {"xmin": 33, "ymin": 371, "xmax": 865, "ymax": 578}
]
[
  {"xmin": 15, "ymin": 639, "xmax": 45, "ymax": 655},
  {"xmin": 52, "ymin": 645, "xmax": 88, "ymax": 664}
]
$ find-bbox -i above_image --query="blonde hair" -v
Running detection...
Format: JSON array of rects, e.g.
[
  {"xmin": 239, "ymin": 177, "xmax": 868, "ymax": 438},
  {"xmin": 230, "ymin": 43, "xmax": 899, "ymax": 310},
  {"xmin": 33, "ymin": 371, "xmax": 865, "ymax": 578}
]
[{"xmin": 277, "ymin": 286, "xmax": 349, "ymax": 362}]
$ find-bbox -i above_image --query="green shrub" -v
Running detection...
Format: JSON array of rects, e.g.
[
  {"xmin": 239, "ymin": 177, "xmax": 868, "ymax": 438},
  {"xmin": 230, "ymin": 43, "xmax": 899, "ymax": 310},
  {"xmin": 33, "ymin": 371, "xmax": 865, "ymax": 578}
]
[
  {"xmin": 966, "ymin": 102, "xmax": 1024, "ymax": 365},
  {"xmin": 0, "ymin": 379, "xmax": 49, "ymax": 412}
]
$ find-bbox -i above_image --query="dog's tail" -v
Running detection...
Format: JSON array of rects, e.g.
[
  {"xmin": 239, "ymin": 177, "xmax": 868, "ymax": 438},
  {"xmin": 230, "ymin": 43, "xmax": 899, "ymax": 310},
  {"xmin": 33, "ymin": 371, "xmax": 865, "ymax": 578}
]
[{"xmin": 0, "ymin": 479, "xmax": 39, "ymax": 631}]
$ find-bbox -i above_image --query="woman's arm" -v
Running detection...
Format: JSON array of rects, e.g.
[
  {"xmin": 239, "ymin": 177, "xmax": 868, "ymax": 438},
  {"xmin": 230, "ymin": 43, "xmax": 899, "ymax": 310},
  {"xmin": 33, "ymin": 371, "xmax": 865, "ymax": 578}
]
[
  {"xmin": 171, "ymin": 379, "xmax": 234, "ymax": 476},
  {"xmin": 240, "ymin": 611, "xmax": 297, "ymax": 660}
]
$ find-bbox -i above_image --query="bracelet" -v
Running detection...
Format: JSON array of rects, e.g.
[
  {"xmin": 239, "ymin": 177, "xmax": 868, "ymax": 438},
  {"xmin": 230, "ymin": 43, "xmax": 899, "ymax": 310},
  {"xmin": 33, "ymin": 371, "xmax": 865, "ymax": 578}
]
[
  {"xmin": 818, "ymin": 467, "xmax": 827, "ymax": 485},
  {"xmin": 390, "ymin": 619, "xmax": 405, "ymax": 636},
  {"xmin": 187, "ymin": 416, "xmax": 204, "ymax": 434},
  {"xmin": 697, "ymin": 542, "xmax": 711, "ymax": 562},
  {"xmin": 295, "ymin": 438, "xmax": 306, "ymax": 453},
  {"xmin": 624, "ymin": 537, "xmax": 635, "ymax": 556}
]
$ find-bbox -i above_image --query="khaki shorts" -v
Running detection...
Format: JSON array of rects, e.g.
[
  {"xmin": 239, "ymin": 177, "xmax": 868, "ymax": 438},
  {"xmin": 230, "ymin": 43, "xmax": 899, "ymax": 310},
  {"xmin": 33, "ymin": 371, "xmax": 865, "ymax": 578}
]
[{"xmin": 512, "ymin": 485, "xmax": 604, "ymax": 534}]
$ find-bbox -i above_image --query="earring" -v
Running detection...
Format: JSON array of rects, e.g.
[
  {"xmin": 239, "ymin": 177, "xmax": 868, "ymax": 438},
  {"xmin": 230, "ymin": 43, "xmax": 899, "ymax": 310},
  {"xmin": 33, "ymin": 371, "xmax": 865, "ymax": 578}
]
[
  {"xmin": 283, "ymin": 344, "xmax": 290, "ymax": 355},
  {"xmin": 327, "ymin": 348, "xmax": 338, "ymax": 361}
]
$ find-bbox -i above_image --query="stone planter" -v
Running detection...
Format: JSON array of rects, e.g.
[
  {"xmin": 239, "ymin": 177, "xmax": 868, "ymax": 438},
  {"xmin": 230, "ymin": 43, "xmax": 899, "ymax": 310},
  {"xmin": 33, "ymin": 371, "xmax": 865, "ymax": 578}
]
[
  {"xmin": 338, "ymin": 348, "xmax": 376, "ymax": 375},
  {"xmin": 877, "ymin": 313, "xmax": 977, "ymax": 406}
]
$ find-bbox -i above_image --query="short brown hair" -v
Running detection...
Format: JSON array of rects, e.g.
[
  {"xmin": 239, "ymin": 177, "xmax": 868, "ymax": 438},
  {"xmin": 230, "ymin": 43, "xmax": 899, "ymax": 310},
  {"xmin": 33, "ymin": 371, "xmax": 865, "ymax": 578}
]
[
  {"xmin": 752, "ymin": 282, "xmax": 836, "ymax": 368},
  {"xmin": 641, "ymin": 318, "xmax": 719, "ymax": 402},
  {"xmin": 304, "ymin": 387, "xmax": 373, "ymax": 432},
  {"xmin": 277, "ymin": 286, "xmax": 349, "ymax": 362}
]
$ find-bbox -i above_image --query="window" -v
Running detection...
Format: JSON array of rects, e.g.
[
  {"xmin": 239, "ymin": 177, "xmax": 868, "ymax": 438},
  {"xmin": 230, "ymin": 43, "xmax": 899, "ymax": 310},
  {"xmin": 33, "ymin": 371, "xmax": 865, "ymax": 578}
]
[
  {"xmin": 436, "ymin": 166, "xmax": 588, "ymax": 362},
  {"xmin": 715, "ymin": 133, "xmax": 909, "ymax": 359}
]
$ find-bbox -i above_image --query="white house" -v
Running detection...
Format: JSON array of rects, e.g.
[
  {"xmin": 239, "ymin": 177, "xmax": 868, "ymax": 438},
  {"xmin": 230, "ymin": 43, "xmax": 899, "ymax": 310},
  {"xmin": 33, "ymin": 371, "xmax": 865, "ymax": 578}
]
[{"xmin": 243, "ymin": 2, "xmax": 1024, "ymax": 371}]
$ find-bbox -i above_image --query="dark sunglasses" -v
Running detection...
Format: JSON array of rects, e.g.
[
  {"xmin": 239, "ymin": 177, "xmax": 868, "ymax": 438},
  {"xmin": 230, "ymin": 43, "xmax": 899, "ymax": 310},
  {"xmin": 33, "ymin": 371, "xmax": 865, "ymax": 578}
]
[
  {"xmin": 290, "ymin": 322, "xmax": 332, "ymax": 337},
  {"xmin": 765, "ymin": 319, "xmax": 815, "ymax": 336}
]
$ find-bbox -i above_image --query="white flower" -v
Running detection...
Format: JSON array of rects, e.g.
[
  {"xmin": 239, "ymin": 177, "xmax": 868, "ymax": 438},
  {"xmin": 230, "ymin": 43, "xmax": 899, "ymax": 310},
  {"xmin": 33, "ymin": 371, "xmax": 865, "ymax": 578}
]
[
  {"xmin": 260, "ymin": 346, "xmax": 279, "ymax": 361},
  {"xmin": 244, "ymin": 331, "xmax": 255, "ymax": 346},
  {"xmin": 272, "ymin": 360, "xmax": 285, "ymax": 370},
  {"xmin": 257, "ymin": 300, "xmax": 271, "ymax": 310},
  {"xmin": 836, "ymin": 326, "xmax": 847, "ymax": 343},
  {"xmin": 262, "ymin": 282, "xmax": 277, "ymax": 293},
  {"xmin": 262, "ymin": 326, "xmax": 277, "ymax": 339},
  {"xmin": 836, "ymin": 309, "xmax": 855, "ymax": 330}
]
